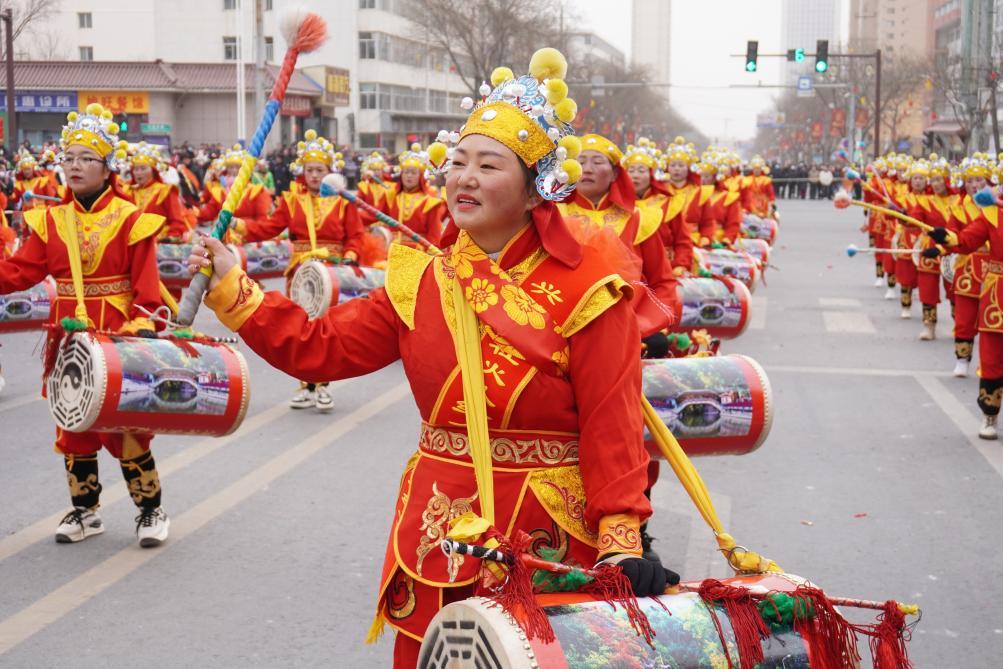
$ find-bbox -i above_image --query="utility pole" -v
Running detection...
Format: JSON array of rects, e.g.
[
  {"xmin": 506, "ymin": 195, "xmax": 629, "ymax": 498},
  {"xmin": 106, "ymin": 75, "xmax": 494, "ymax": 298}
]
[
  {"xmin": 874, "ymin": 49, "xmax": 881, "ymax": 158},
  {"xmin": 254, "ymin": 0, "xmax": 265, "ymax": 142},
  {"xmin": 3, "ymin": 9, "xmax": 14, "ymax": 153}
]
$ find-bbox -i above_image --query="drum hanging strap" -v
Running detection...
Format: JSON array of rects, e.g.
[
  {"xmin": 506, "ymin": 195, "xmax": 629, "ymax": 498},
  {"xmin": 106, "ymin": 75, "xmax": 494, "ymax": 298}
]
[{"xmin": 61, "ymin": 207, "xmax": 94, "ymax": 328}]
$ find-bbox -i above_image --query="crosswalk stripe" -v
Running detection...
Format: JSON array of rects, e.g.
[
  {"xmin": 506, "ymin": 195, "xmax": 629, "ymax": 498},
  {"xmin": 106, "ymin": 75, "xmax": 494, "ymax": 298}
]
[
  {"xmin": 822, "ymin": 310, "xmax": 875, "ymax": 334},
  {"xmin": 0, "ymin": 382, "xmax": 410, "ymax": 656},
  {"xmin": 818, "ymin": 297, "xmax": 863, "ymax": 308}
]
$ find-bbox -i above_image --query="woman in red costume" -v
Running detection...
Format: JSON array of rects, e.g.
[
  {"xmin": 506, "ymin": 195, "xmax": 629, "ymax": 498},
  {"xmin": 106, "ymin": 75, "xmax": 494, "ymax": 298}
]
[
  {"xmin": 654, "ymin": 137, "xmax": 701, "ymax": 275},
  {"xmin": 0, "ymin": 103, "xmax": 170, "ymax": 547},
  {"xmin": 198, "ymin": 144, "xmax": 273, "ymax": 232},
  {"xmin": 235, "ymin": 129, "xmax": 364, "ymax": 412},
  {"xmin": 124, "ymin": 142, "xmax": 190, "ymax": 240},
  {"xmin": 383, "ymin": 143, "xmax": 446, "ymax": 250},
  {"xmin": 911, "ymin": 155, "xmax": 958, "ymax": 341},
  {"xmin": 189, "ymin": 48, "xmax": 675, "ymax": 668}
]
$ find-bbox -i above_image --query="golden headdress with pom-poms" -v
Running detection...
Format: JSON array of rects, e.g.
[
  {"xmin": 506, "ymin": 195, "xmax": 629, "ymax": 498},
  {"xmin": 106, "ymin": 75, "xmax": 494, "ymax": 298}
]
[
  {"xmin": 620, "ymin": 137, "xmax": 660, "ymax": 170},
  {"xmin": 223, "ymin": 143, "xmax": 247, "ymax": 166},
  {"xmin": 129, "ymin": 141, "xmax": 167, "ymax": 171},
  {"xmin": 960, "ymin": 153, "xmax": 993, "ymax": 179},
  {"xmin": 15, "ymin": 151, "xmax": 36, "ymax": 170},
  {"xmin": 927, "ymin": 154, "xmax": 950, "ymax": 178},
  {"xmin": 449, "ymin": 47, "xmax": 584, "ymax": 200},
  {"xmin": 663, "ymin": 136, "xmax": 697, "ymax": 165},
  {"xmin": 291, "ymin": 129, "xmax": 342, "ymax": 175},
  {"xmin": 397, "ymin": 142, "xmax": 430, "ymax": 172},
  {"xmin": 60, "ymin": 102, "xmax": 126, "ymax": 161},
  {"xmin": 906, "ymin": 159, "xmax": 930, "ymax": 178}
]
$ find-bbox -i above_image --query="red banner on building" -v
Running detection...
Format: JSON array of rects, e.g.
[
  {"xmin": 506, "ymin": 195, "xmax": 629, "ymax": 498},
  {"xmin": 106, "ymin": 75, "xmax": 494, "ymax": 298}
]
[
  {"xmin": 855, "ymin": 108, "xmax": 869, "ymax": 128},
  {"xmin": 830, "ymin": 109, "xmax": 846, "ymax": 137},
  {"xmin": 811, "ymin": 121, "xmax": 823, "ymax": 141}
]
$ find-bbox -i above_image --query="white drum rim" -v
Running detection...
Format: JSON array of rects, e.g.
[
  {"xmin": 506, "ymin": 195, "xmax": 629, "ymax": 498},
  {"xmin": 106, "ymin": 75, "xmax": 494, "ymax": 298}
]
[
  {"xmin": 419, "ymin": 596, "xmax": 539, "ymax": 669},
  {"xmin": 48, "ymin": 332, "xmax": 107, "ymax": 432},
  {"xmin": 290, "ymin": 259, "xmax": 335, "ymax": 320},
  {"xmin": 734, "ymin": 354, "xmax": 773, "ymax": 453}
]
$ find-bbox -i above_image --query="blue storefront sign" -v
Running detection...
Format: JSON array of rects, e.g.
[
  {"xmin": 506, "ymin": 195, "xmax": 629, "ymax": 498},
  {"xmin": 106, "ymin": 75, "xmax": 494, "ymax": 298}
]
[{"xmin": 0, "ymin": 91, "xmax": 77, "ymax": 112}]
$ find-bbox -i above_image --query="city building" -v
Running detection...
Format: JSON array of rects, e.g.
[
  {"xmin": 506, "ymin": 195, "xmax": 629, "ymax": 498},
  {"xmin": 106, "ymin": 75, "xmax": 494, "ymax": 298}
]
[
  {"xmin": 9, "ymin": 0, "xmax": 470, "ymax": 152},
  {"xmin": 849, "ymin": 0, "xmax": 928, "ymax": 57},
  {"xmin": 630, "ymin": 0, "xmax": 671, "ymax": 99},
  {"xmin": 566, "ymin": 32, "xmax": 626, "ymax": 69}
]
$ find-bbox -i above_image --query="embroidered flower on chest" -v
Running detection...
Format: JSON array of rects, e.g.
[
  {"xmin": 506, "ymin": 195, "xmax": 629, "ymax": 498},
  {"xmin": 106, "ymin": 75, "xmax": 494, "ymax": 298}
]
[
  {"xmin": 465, "ymin": 277, "xmax": 498, "ymax": 313},
  {"xmin": 500, "ymin": 284, "xmax": 546, "ymax": 329}
]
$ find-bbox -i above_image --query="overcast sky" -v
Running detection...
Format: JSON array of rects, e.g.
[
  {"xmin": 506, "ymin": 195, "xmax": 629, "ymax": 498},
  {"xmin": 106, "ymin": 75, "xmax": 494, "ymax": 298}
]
[{"xmin": 574, "ymin": 0, "xmax": 788, "ymax": 143}]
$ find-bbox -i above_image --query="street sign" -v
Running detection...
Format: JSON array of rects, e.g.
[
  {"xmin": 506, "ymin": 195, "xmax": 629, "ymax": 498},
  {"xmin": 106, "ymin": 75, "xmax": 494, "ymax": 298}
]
[
  {"xmin": 797, "ymin": 76, "xmax": 814, "ymax": 98},
  {"xmin": 141, "ymin": 123, "xmax": 172, "ymax": 134}
]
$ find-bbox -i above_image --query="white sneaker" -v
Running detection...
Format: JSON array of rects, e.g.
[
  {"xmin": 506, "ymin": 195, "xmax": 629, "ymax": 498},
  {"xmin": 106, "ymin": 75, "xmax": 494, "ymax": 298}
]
[
  {"xmin": 900, "ymin": 307, "xmax": 911, "ymax": 319},
  {"xmin": 315, "ymin": 386, "xmax": 334, "ymax": 413},
  {"xmin": 884, "ymin": 287, "xmax": 897, "ymax": 300},
  {"xmin": 954, "ymin": 359, "xmax": 970, "ymax": 377},
  {"xmin": 289, "ymin": 387, "xmax": 315, "ymax": 409},
  {"xmin": 874, "ymin": 277, "xmax": 885, "ymax": 287},
  {"xmin": 55, "ymin": 507, "xmax": 104, "ymax": 543},
  {"xmin": 979, "ymin": 414, "xmax": 998, "ymax": 440},
  {"xmin": 919, "ymin": 323, "xmax": 935, "ymax": 341},
  {"xmin": 136, "ymin": 507, "xmax": 170, "ymax": 548}
]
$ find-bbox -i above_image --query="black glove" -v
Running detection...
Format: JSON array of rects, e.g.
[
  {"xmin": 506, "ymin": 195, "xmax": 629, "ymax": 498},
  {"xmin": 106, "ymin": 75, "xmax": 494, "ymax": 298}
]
[
  {"xmin": 136, "ymin": 329, "xmax": 158, "ymax": 339},
  {"xmin": 921, "ymin": 247, "xmax": 941, "ymax": 259},
  {"xmin": 641, "ymin": 331, "xmax": 669, "ymax": 359},
  {"xmin": 599, "ymin": 554, "xmax": 680, "ymax": 597},
  {"xmin": 928, "ymin": 227, "xmax": 949, "ymax": 244}
]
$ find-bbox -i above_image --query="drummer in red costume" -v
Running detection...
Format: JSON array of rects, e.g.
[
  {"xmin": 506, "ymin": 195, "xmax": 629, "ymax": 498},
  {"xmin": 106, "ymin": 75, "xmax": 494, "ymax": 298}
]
[
  {"xmin": 911, "ymin": 155, "xmax": 957, "ymax": 340},
  {"xmin": 655, "ymin": 137, "xmax": 700, "ymax": 275},
  {"xmin": 235, "ymin": 129, "xmax": 364, "ymax": 412},
  {"xmin": 892, "ymin": 158, "xmax": 926, "ymax": 320},
  {"xmin": 199, "ymin": 144, "xmax": 273, "ymax": 232},
  {"xmin": 0, "ymin": 103, "xmax": 170, "ymax": 546},
  {"xmin": 125, "ymin": 142, "xmax": 191, "ymax": 240},
  {"xmin": 356, "ymin": 151, "xmax": 396, "ymax": 222},
  {"xmin": 382, "ymin": 143, "xmax": 445, "ymax": 249},
  {"xmin": 741, "ymin": 155, "xmax": 776, "ymax": 220},
  {"xmin": 930, "ymin": 157, "xmax": 1003, "ymax": 439},
  {"xmin": 11, "ymin": 152, "xmax": 59, "ymax": 211},
  {"xmin": 189, "ymin": 48, "xmax": 675, "ymax": 668},
  {"xmin": 866, "ymin": 157, "xmax": 898, "ymax": 294}
]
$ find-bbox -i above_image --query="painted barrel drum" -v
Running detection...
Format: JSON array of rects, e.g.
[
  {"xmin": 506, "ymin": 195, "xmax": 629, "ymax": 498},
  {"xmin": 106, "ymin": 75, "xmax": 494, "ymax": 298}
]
[
  {"xmin": 289, "ymin": 259, "xmax": 386, "ymax": 320},
  {"xmin": 642, "ymin": 354, "xmax": 772, "ymax": 456},
  {"xmin": 734, "ymin": 237, "xmax": 771, "ymax": 267},
  {"xmin": 419, "ymin": 573, "xmax": 810, "ymax": 669},
  {"xmin": 696, "ymin": 248, "xmax": 760, "ymax": 292},
  {"xmin": 47, "ymin": 332, "xmax": 249, "ymax": 436},
  {"xmin": 741, "ymin": 213, "xmax": 777, "ymax": 244},
  {"xmin": 672, "ymin": 277, "xmax": 751, "ymax": 339},
  {"xmin": 243, "ymin": 240, "xmax": 293, "ymax": 279},
  {"xmin": 157, "ymin": 242, "xmax": 246, "ymax": 291},
  {"xmin": 0, "ymin": 278, "xmax": 55, "ymax": 332}
]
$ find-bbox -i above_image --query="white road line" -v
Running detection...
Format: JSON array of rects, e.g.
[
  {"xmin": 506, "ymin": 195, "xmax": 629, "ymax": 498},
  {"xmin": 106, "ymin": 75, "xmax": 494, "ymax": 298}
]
[
  {"xmin": 821, "ymin": 310, "xmax": 876, "ymax": 334},
  {"xmin": 914, "ymin": 375, "xmax": 1003, "ymax": 481},
  {"xmin": 0, "ymin": 393, "xmax": 43, "ymax": 414},
  {"xmin": 818, "ymin": 297, "xmax": 863, "ymax": 308},
  {"xmin": 749, "ymin": 296, "xmax": 767, "ymax": 330},
  {"xmin": 0, "ymin": 381, "xmax": 410, "ymax": 656},
  {"xmin": 0, "ymin": 377, "xmax": 359, "ymax": 563},
  {"xmin": 766, "ymin": 364, "xmax": 952, "ymax": 378}
]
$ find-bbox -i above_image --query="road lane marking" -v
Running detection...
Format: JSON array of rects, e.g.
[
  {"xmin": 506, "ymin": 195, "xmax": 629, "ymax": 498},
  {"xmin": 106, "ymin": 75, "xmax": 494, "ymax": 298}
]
[
  {"xmin": 913, "ymin": 375, "xmax": 1003, "ymax": 481},
  {"xmin": 0, "ymin": 381, "xmax": 410, "ymax": 656},
  {"xmin": 822, "ymin": 311, "xmax": 875, "ymax": 334},
  {"xmin": 818, "ymin": 297, "xmax": 863, "ymax": 308},
  {"xmin": 766, "ymin": 364, "xmax": 952, "ymax": 378},
  {"xmin": 0, "ymin": 377, "xmax": 359, "ymax": 563},
  {"xmin": 749, "ymin": 296, "xmax": 767, "ymax": 330}
]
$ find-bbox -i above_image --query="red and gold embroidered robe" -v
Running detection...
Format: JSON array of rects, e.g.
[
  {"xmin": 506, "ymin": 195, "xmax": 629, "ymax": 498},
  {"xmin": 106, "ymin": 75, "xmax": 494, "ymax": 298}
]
[
  {"xmin": 128, "ymin": 180, "xmax": 190, "ymax": 240},
  {"xmin": 203, "ymin": 221, "xmax": 652, "ymax": 642},
  {"xmin": 741, "ymin": 174, "xmax": 775, "ymax": 218},
  {"xmin": 198, "ymin": 182, "xmax": 272, "ymax": 231}
]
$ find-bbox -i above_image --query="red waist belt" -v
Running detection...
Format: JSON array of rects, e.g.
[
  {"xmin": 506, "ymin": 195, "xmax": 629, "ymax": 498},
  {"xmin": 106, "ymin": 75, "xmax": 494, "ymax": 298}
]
[{"xmin": 419, "ymin": 422, "xmax": 579, "ymax": 469}]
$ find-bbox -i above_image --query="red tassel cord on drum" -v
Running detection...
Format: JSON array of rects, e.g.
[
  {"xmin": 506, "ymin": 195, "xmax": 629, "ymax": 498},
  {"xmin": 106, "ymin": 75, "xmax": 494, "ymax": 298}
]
[
  {"xmin": 698, "ymin": 579, "xmax": 771, "ymax": 669},
  {"xmin": 868, "ymin": 600, "xmax": 913, "ymax": 669}
]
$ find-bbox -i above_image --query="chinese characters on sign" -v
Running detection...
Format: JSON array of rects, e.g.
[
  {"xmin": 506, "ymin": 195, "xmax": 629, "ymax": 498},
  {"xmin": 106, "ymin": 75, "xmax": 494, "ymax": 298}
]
[
  {"xmin": 77, "ymin": 91, "xmax": 150, "ymax": 114},
  {"xmin": 0, "ymin": 91, "xmax": 78, "ymax": 112}
]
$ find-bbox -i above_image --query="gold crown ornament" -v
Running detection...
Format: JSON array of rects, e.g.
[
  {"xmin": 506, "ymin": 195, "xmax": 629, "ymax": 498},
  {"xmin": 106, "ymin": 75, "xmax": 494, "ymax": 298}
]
[
  {"xmin": 15, "ymin": 151, "xmax": 36, "ymax": 170},
  {"xmin": 128, "ymin": 141, "xmax": 167, "ymax": 172},
  {"xmin": 663, "ymin": 136, "xmax": 697, "ymax": 166},
  {"xmin": 396, "ymin": 142, "xmax": 430, "ymax": 172},
  {"xmin": 906, "ymin": 159, "xmax": 930, "ymax": 178},
  {"xmin": 223, "ymin": 143, "xmax": 248, "ymax": 167},
  {"xmin": 621, "ymin": 137, "xmax": 661, "ymax": 170},
  {"xmin": 291, "ymin": 129, "xmax": 342, "ymax": 176},
  {"xmin": 960, "ymin": 154, "xmax": 993, "ymax": 179},
  {"xmin": 693, "ymin": 149, "xmax": 722, "ymax": 178},
  {"xmin": 361, "ymin": 151, "xmax": 387, "ymax": 174},
  {"xmin": 927, "ymin": 154, "xmax": 950, "ymax": 179},
  {"xmin": 60, "ymin": 102, "xmax": 127, "ymax": 165},
  {"xmin": 441, "ymin": 47, "xmax": 583, "ymax": 200}
]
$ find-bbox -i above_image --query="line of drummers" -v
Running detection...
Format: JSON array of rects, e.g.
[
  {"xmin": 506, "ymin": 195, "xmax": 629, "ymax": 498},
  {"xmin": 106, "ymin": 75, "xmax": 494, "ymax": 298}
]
[
  {"xmin": 847, "ymin": 151, "xmax": 1003, "ymax": 439},
  {"xmin": 2, "ymin": 130, "xmax": 782, "ymax": 410}
]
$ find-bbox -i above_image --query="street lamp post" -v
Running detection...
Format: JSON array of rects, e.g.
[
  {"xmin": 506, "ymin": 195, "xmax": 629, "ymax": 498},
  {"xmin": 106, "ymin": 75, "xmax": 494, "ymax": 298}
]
[{"xmin": 2, "ymin": 9, "xmax": 14, "ymax": 153}]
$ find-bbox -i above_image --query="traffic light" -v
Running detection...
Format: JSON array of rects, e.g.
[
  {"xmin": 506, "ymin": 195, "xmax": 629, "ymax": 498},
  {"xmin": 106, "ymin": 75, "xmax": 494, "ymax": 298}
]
[
  {"xmin": 786, "ymin": 48, "xmax": 806, "ymax": 62},
  {"xmin": 745, "ymin": 40, "xmax": 759, "ymax": 72},
  {"xmin": 815, "ymin": 40, "xmax": 829, "ymax": 73}
]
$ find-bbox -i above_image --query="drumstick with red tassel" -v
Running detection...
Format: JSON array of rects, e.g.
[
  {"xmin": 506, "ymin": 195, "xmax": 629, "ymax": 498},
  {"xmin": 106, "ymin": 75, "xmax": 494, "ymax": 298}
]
[
  {"xmin": 834, "ymin": 189, "xmax": 934, "ymax": 232},
  {"xmin": 175, "ymin": 8, "xmax": 328, "ymax": 327}
]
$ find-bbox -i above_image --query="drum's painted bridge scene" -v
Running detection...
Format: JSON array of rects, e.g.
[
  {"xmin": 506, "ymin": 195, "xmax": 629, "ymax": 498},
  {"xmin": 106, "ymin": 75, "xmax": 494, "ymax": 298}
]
[{"xmin": 2, "ymin": 200, "xmax": 1001, "ymax": 666}]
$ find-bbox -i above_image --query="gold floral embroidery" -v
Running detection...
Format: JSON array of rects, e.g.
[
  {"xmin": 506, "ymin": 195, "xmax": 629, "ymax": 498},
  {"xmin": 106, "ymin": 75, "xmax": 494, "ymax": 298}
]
[
  {"xmin": 55, "ymin": 277, "xmax": 131, "ymax": 297},
  {"xmin": 501, "ymin": 284, "xmax": 547, "ymax": 329},
  {"xmin": 528, "ymin": 522, "xmax": 570, "ymax": 563},
  {"xmin": 415, "ymin": 483, "xmax": 478, "ymax": 579},
  {"xmin": 386, "ymin": 571, "xmax": 417, "ymax": 620},
  {"xmin": 528, "ymin": 466, "xmax": 597, "ymax": 546},
  {"xmin": 465, "ymin": 277, "xmax": 498, "ymax": 313},
  {"xmin": 530, "ymin": 281, "xmax": 563, "ymax": 305},
  {"xmin": 955, "ymin": 341, "xmax": 974, "ymax": 360},
  {"xmin": 127, "ymin": 469, "xmax": 162, "ymax": 504},
  {"xmin": 598, "ymin": 514, "xmax": 642, "ymax": 555},
  {"xmin": 66, "ymin": 472, "xmax": 100, "ymax": 498},
  {"xmin": 420, "ymin": 424, "xmax": 579, "ymax": 465},
  {"xmin": 446, "ymin": 234, "xmax": 485, "ymax": 279},
  {"xmin": 979, "ymin": 385, "xmax": 1003, "ymax": 409}
]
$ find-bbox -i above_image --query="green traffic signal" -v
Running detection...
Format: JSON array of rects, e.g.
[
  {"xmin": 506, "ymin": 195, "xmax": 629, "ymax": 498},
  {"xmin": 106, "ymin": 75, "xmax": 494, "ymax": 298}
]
[
  {"xmin": 815, "ymin": 39, "xmax": 829, "ymax": 73},
  {"xmin": 795, "ymin": 48, "xmax": 805, "ymax": 62},
  {"xmin": 815, "ymin": 60, "xmax": 828, "ymax": 73},
  {"xmin": 746, "ymin": 61, "xmax": 757, "ymax": 72},
  {"xmin": 745, "ymin": 40, "xmax": 758, "ymax": 74}
]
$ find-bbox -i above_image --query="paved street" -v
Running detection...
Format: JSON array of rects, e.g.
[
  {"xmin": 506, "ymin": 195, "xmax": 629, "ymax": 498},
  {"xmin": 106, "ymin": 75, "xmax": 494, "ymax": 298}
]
[{"xmin": 1, "ymin": 198, "xmax": 1002, "ymax": 667}]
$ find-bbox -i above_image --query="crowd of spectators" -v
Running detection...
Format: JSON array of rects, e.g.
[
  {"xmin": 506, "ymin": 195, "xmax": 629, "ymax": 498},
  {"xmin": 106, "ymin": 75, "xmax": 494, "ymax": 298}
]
[{"xmin": 769, "ymin": 163, "xmax": 847, "ymax": 200}]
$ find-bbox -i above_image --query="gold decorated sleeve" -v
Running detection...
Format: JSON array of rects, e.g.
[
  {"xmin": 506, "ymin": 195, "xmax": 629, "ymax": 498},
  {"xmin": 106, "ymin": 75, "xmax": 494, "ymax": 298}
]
[
  {"xmin": 128, "ymin": 213, "xmax": 167, "ymax": 245},
  {"xmin": 597, "ymin": 513, "xmax": 643, "ymax": 557},
  {"xmin": 204, "ymin": 265, "xmax": 264, "ymax": 331}
]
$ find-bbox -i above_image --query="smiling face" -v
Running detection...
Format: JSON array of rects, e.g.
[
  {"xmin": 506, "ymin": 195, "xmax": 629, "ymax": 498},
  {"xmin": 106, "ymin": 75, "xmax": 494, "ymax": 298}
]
[
  {"xmin": 576, "ymin": 150, "xmax": 616, "ymax": 204},
  {"xmin": 626, "ymin": 163, "xmax": 650, "ymax": 197},
  {"xmin": 303, "ymin": 161, "xmax": 329, "ymax": 193},
  {"xmin": 62, "ymin": 146, "xmax": 109, "ymax": 196},
  {"xmin": 401, "ymin": 166, "xmax": 422, "ymax": 191},
  {"xmin": 132, "ymin": 163, "xmax": 154, "ymax": 187},
  {"xmin": 445, "ymin": 134, "xmax": 539, "ymax": 252}
]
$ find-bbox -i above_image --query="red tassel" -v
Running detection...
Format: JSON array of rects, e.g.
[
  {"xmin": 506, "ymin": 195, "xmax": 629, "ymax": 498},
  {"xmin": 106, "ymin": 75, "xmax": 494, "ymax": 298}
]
[
  {"xmin": 479, "ymin": 529, "xmax": 555, "ymax": 644},
  {"xmin": 292, "ymin": 13, "xmax": 328, "ymax": 53},
  {"xmin": 869, "ymin": 601, "xmax": 913, "ymax": 669},
  {"xmin": 585, "ymin": 562, "xmax": 657, "ymax": 646},
  {"xmin": 698, "ymin": 579, "xmax": 771, "ymax": 669},
  {"xmin": 790, "ymin": 585, "xmax": 860, "ymax": 669}
]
